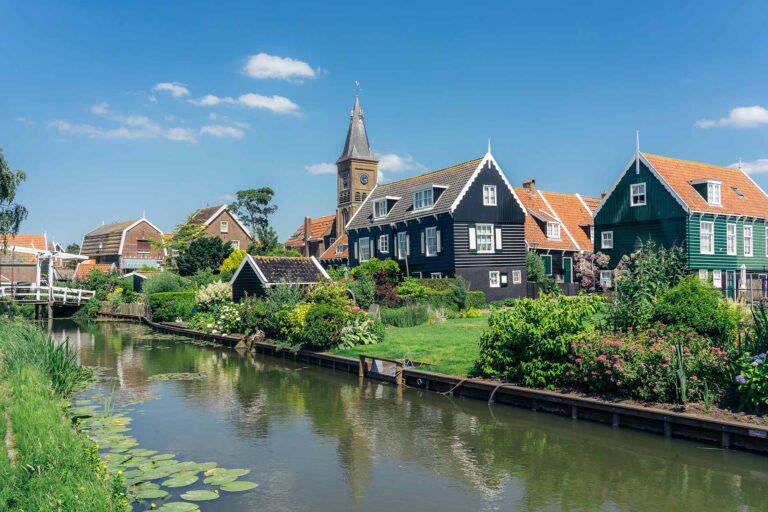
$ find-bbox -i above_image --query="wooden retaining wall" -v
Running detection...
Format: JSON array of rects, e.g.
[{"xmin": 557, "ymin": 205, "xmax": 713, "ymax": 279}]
[{"xmin": 95, "ymin": 311, "xmax": 768, "ymax": 455}]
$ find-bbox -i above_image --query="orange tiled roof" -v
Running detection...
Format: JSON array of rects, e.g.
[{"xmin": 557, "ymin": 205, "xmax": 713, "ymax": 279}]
[
  {"xmin": 74, "ymin": 259, "xmax": 115, "ymax": 280},
  {"xmin": 581, "ymin": 196, "xmax": 602, "ymax": 213},
  {"xmin": 320, "ymin": 233, "xmax": 348, "ymax": 260},
  {"xmin": 515, "ymin": 188, "xmax": 596, "ymax": 252},
  {"xmin": 284, "ymin": 214, "xmax": 336, "ymax": 247},
  {"xmin": 644, "ymin": 153, "xmax": 768, "ymax": 218},
  {"xmin": 0, "ymin": 234, "xmax": 48, "ymax": 264}
]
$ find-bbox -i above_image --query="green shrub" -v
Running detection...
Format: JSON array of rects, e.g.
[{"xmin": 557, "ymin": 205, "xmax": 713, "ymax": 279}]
[
  {"xmin": 298, "ymin": 303, "xmax": 349, "ymax": 349},
  {"xmin": 244, "ymin": 285, "xmax": 306, "ymax": 338},
  {"xmin": 348, "ymin": 272, "xmax": 375, "ymax": 310},
  {"xmin": 419, "ymin": 278, "xmax": 457, "ymax": 291},
  {"xmin": 396, "ymin": 277, "xmax": 429, "ymax": 300},
  {"xmin": 652, "ymin": 275, "xmax": 740, "ymax": 345},
  {"xmin": 475, "ymin": 293, "xmax": 604, "ymax": 386},
  {"xmin": 350, "ymin": 257, "xmax": 401, "ymax": 284},
  {"xmin": 734, "ymin": 353, "xmax": 768, "ymax": 412},
  {"xmin": 449, "ymin": 277, "xmax": 470, "ymax": 310},
  {"xmin": 148, "ymin": 291, "xmax": 196, "ymax": 322},
  {"xmin": 142, "ymin": 272, "xmax": 190, "ymax": 295},
  {"xmin": 307, "ymin": 282, "xmax": 352, "ymax": 308},
  {"xmin": 467, "ymin": 290, "xmax": 486, "ymax": 309},
  {"xmin": 187, "ymin": 268, "xmax": 218, "ymax": 288},
  {"xmin": 220, "ymin": 248, "xmax": 247, "ymax": 274},
  {"xmin": 568, "ymin": 325, "xmax": 732, "ymax": 402},
  {"xmin": 424, "ymin": 289, "xmax": 455, "ymax": 310},
  {"xmin": 458, "ymin": 307, "xmax": 483, "ymax": 318},
  {"xmin": 195, "ymin": 280, "xmax": 232, "ymax": 311},
  {"xmin": 188, "ymin": 311, "xmax": 216, "ymax": 332},
  {"xmin": 380, "ymin": 304, "xmax": 430, "ymax": 327},
  {"xmin": 339, "ymin": 315, "xmax": 385, "ymax": 348}
]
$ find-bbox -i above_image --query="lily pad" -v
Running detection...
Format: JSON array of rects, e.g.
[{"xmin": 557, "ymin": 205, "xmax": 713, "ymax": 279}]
[
  {"xmin": 152, "ymin": 453, "xmax": 176, "ymax": 461},
  {"xmin": 139, "ymin": 469, "xmax": 171, "ymax": 481},
  {"xmin": 203, "ymin": 474, "xmax": 238, "ymax": 485},
  {"xmin": 148, "ymin": 372, "xmax": 207, "ymax": 381},
  {"xmin": 220, "ymin": 480, "xmax": 258, "ymax": 492},
  {"xmin": 180, "ymin": 490, "xmax": 219, "ymax": 501},
  {"xmin": 157, "ymin": 502, "xmax": 200, "ymax": 511},
  {"xmin": 130, "ymin": 449, "xmax": 158, "ymax": 457},
  {"xmin": 204, "ymin": 467, "xmax": 250, "ymax": 478},
  {"xmin": 133, "ymin": 488, "xmax": 169, "ymax": 499},
  {"xmin": 162, "ymin": 473, "xmax": 199, "ymax": 488}
]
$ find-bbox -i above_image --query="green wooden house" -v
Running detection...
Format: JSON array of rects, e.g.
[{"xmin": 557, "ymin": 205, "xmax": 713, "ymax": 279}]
[{"xmin": 594, "ymin": 152, "xmax": 768, "ymax": 299}]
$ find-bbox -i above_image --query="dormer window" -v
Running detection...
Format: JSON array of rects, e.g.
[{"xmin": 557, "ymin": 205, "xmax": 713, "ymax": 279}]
[
  {"xmin": 413, "ymin": 188, "xmax": 434, "ymax": 211},
  {"xmin": 373, "ymin": 198, "xmax": 388, "ymax": 219},
  {"xmin": 630, "ymin": 183, "xmax": 646, "ymax": 207},
  {"xmin": 707, "ymin": 181, "xmax": 722, "ymax": 205},
  {"xmin": 335, "ymin": 243, "xmax": 345, "ymax": 255},
  {"xmin": 546, "ymin": 222, "xmax": 561, "ymax": 239}
]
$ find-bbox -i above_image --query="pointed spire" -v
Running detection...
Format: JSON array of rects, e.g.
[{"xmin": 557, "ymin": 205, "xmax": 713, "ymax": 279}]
[
  {"xmin": 635, "ymin": 130, "xmax": 641, "ymax": 175},
  {"xmin": 337, "ymin": 89, "xmax": 377, "ymax": 163},
  {"xmin": 487, "ymin": 138, "xmax": 492, "ymax": 155}
]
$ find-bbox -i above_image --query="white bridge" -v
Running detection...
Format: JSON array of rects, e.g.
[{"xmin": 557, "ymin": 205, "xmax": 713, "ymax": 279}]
[{"xmin": 0, "ymin": 284, "xmax": 95, "ymax": 305}]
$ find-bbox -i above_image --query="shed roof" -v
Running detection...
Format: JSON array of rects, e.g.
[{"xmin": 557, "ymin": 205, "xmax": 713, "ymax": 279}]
[{"xmin": 231, "ymin": 254, "xmax": 330, "ymax": 286}]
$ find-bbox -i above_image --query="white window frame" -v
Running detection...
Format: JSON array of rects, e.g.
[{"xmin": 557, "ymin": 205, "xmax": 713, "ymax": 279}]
[
  {"xmin": 601, "ymin": 231, "xmax": 613, "ymax": 249},
  {"xmin": 425, "ymin": 227, "xmax": 438, "ymax": 257},
  {"xmin": 727, "ymin": 223, "xmax": 737, "ymax": 255},
  {"xmin": 483, "ymin": 185, "xmax": 497, "ymax": 206},
  {"xmin": 335, "ymin": 243, "xmax": 345, "ymax": 255},
  {"xmin": 766, "ymin": 227, "xmax": 768, "ymax": 257},
  {"xmin": 744, "ymin": 224, "xmax": 754, "ymax": 257},
  {"xmin": 373, "ymin": 198, "xmax": 388, "ymax": 219},
  {"xmin": 713, "ymin": 269, "xmax": 722, "ymax": 289},
  {"xmin": 511, "ymin": 270, "xmax": 522, "ymax": 284},
  {"xmin": 430, "ymin": 272, "xmax": 443, "ymax": 279},
  {"xmin": 546, "ymin": 222, "xmax": 560, "ymax": 240},
  {"xmin": 476, "ymin": 224, "xmax": 495, "ymax": 254},
  {"xmin": 397, "ymin": 232, "xmax": 407, "ymax": 260},
  {"xmin": 378, "ymin": 234, "xmax": 389, "ymax": 253},
  {"xmin": 599, "ymin": 270, "xmax": 612, "ymax": 289},
  {"xmin": 220, "ymin": 220, "xmax": 229, "ymax": 233},
  {"xmin": 699, "ymin": 221, "xmax": 714, "ymax": 255},
  {"xmin": 489, "ymin": 271, "xmax": 500, "ymax": 288},
  {"xmin": 698, "ymin": 269, "xmax": 708, "ymax": 282},
  {"xmin": 231, "ymin": 240, "xmax": 240, "ymax": 250},
  {"xmin": 413, "ymin": 187, "xmax": 434, "ymax": 211},
  {"xmin": 630, "ymin": 182, "xmax": 646, "ymax": 207},
  {"xmin": 707, "ymin": 181, "xmax": 722, "ymax": 206},
  {"xmin": 359, "ymin": 237, "xmax": 371, "ymax": 262},
  {"xmin": 589, "ymin": 225, "xmax": 594, "ymax": 241}
]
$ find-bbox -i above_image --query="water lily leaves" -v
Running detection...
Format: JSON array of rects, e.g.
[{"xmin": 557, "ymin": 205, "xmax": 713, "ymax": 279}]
[
  {"xmin": 162, "ymin": 473, "xmax": 199, "ymax": 488},
  {"xmin": 152, "ymin": 453, "xmax": 176, "ymax": 461},
  {"xmin": 123, "ymin": 469, "xmax": 145, "ymax": 479},
  {"xmin": 129, "ymin": 448, "xmax": 157, "ymax": 457},
  {"xmin": 157, "ymin": 502, "xmax": 200, "ymax": 511},
  {"xmin": 189, "ymin": 462, "xmax": 217, "ymax": 472},
  {"xmin": 219, "ymin": 481, "xmax": 258, "ymax": 492},
  {"xmin": 203, "ymin": 474, "xmax": 238, "ymax": 485},
  {"xmin": 133, "ymin": 488, "xmax": 169, "ymax": 499},
  {"xmin": 148, "ymin": 373, "xmax": 206, "ymax": 381},
  {"xmin": 129, "ymin": 482, "xmax": 160, "ymax": 492},
  {"xmin": 180, "ymin": 490, "xmax": 219, "ymax": 501},
  {"xmin": 139, "ymin": 469, "xmax": 171, "ymax": 481},
  {"xmin": 203, "ymin": 467, "xmax": 250, "ymax": 478}
]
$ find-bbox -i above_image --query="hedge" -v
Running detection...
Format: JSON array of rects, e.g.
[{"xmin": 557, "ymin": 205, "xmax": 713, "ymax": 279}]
[
  {"xmin": 467, "ymin": 290, "xmax": 486, "ymax": 309},
  {"xmin": 422, "ymin": 289, "xmax": 486, "ymax": 310},
  {"xmin": 148, "ymin": 292, "xmax": 196, "ymax": 322}
]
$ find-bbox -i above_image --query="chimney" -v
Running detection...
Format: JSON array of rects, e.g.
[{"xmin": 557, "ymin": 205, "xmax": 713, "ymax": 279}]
[
  {"xmin": 601, "ymin": 191, "xmax": 608, "ymax": 199},
  {"xmin": 522, "ymin": 179, "xmax": 536, "ymax": 194},
  {"xmin": 303, "ymin": 216, "xmax": 312, "ymax": 257}
]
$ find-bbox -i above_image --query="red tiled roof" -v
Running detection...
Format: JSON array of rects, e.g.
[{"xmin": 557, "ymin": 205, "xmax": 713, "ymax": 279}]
[
  {"xmin": 515, "ymin": 188, "xmax": 596, "ymax": 252},
  {"xmin": 0, "ymin": 234, "xmax": 48, "ymax": 264},
  {"xmin": 284, "ymin": 214, "xmax": 336, "ymax": 247},
  {"xmin": 644, "ymin": 153, "xmax": 768, "ymax": 218},
  {"xmin": 74, "ymin": 259, "xmax": 115, "ymax": 280},
  {"xmin": 320, "ymin": 233, "xmax": 348, "ymax": 260}
]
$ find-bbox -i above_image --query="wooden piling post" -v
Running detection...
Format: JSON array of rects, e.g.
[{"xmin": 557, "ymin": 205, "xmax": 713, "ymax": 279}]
[
  {"xmin": 571, "ymin": 405, "xmax": 578, "ymax": 419},
  {"xmin": 358, "ymin": 354, "xmax": 365, "ymax": 379},
  {"xmin": 722, "ymin": 431, "xmax": 730, "ymax": 449},
  {"xmin": 612, "ymin": 412, "xmax": 620, "ymax": 428},
  {"xmin": 664, "ymin": 418, "xmax": 672, "ymax": 438}
]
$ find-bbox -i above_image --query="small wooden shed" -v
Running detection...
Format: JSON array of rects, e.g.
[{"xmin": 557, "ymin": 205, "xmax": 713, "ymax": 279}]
[{"xmin": 229, "ymin": 255, "xmax": 330, "ymax": 302}]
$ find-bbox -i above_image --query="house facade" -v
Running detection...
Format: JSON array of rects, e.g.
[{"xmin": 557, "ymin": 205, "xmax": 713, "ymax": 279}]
[
  {"xmin": 514, "ymin": 179, "xmax": 600, "ymax": 286},
  {"xmin": 284, "ymin": 214, "xmax": 338, "ymax": 258},
  {"xmin": 80, "ymin": 218, "xmax": 166, "ymax": 273},
  {"xmin": 189, "ymin": 204, "xmax": 251, "ymax": 251},
  {"xmin": 595, "ymin": 152, "xmax": 768, "ymax": 299},
  {"xmin": 346, "ymin": 152, "xmax": 528, "ymax": 301}
]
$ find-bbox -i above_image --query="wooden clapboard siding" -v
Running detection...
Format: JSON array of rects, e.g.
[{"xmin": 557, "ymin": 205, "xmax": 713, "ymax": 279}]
[
  {"xmin": 688, "ymin": 214, "xmax": 768, "ymax": 270},
  {"xmin": 453, "ymin": 223, "xmax": 524, "ymax": 268}
]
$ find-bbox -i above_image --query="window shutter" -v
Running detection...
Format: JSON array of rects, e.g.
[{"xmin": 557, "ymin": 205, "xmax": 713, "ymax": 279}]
[
  {"xmin": 495, "ymin": 228, "xmax": 503, "ymax": 251},
  {"xmin": 369, "ymin": 238, "xmax": 374, "ymax": 257},
  {"xmin": 421, "ymin": 231, "xmax": 426, "ymax": 255},
  {"xmin": 468, "ymin": 226, "xmax": 477, "ymax": 250},
  {"xmin": 354, "ymin": 241, "xmax": 358, "ymax": 259},
  {"xmin": 436, "ymin": 229, "xmax": 442, "ymax": 253},
  {"xmin": 407, "ymin": 234, "xmax": 411, "ymax": 255},
  {"xmin": 501, "ymin": 272, "xmax": 508, "ymax": 287},
  {"xmin": 393, "ymin": 232, "xmax": 398, "ymax": 258}
]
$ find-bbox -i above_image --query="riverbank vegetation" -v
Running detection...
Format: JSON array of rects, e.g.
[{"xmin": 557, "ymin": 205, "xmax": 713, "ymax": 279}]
[{"xmin": 0, "ymin": 321, "xmax": 129, "ymax": 511}]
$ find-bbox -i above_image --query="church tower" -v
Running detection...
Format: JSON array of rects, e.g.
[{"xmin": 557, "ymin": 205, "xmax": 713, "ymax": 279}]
[{"xmin": 336, "ymin": 94, "xmax": 378, "ymax": 236}]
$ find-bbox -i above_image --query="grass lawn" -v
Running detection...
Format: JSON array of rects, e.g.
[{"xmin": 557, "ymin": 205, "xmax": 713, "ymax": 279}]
[{"xmin": 331, "ymin": 316, "xmax": 488, "ymax": 377}]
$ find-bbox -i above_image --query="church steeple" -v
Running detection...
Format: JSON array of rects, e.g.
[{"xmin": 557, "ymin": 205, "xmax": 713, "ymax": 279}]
[{"xmin": 337, "ymin": 95, "xmax": 377, "ymax": 163}]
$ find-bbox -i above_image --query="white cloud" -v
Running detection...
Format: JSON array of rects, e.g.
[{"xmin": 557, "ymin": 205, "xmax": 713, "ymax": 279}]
[
  {"xmin": 376, "ymin": 153, "xmax": 426, "ymax": 181},
  {"xmin": 200, "ymin": 125, "xmax": 245, "ymax": 139},
  {"xmin": 152, "ymin": 82, "xmax": 191, "ymax": 98},
  {"xmin": 305, "ymin": 162, "xmax": 336, "ymax": 175},
  {"xmin": 49, "ymin": 108, "xmax": 197, "ymax": 143},
  {"xmin": 190, "ymin": 92, "xmax": 299, "ymax": 114},
  {"xmin": 165, "ymin": 127, "xmax": 197, "ymax": 142},
  {"xmin": 16, "ymin": 117, "xmax": 35, "ymax": 126},
  {"xmin": 729, "ymin": 158, "xmax": 768, "ymax": 174},
  {"xmin": 243, "ymin": 53, "xmax": 315, "ymax": 80},
  {"xmin": 90, "ymin": 102, "xmax": 110, "ymax": 115},
  {"xmin": 216, "ymin": 193, "xmax": 235, "ymax": 202},
  {"xmin": 696, "ymin": 105, "xmax": 768, "ymax": 128}
]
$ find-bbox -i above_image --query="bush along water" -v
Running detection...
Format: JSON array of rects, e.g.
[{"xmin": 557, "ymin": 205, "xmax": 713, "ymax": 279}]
[{"xmin": 734, "ymin": 352, "xmax": 768, "ymax": 412}]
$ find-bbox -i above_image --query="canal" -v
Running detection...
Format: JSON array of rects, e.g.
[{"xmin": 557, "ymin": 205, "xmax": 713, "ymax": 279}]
[{"xmin": 58, "ymin": 320, "xmax": 768, "ymax": 512}]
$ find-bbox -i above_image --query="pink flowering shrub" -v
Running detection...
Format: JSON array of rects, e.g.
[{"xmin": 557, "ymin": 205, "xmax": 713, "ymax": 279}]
[{"xmin": 566, "ymin": 324, "xmax": 732, "ymax": 402}]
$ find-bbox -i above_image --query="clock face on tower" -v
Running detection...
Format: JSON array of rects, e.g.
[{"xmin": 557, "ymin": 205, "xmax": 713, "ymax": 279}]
[{"xmin": 360, "ymin": 174, "xmax": 369, "ymax": 185}]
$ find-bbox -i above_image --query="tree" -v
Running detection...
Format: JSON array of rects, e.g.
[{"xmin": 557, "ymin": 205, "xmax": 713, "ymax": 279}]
[
  {"xmin": 0, "ymin": 148, "xmax": 28, "ymax": 240},
  {"xmin": 574, "ymin": 252, "xmax": 610, "ymax": 292},
  {"xmin": 175, "ymin": 237, "xmax": 233, "ymax": 276},
  {"xmin": 526, "ymin": 251, "xmax": 558, "ymax": 294},
  {"xmin": 230, "ymin": 188, "xmax": 278, "ymax": 236},
  {"xmin": 64, "ymin": 242, "xmax": 82, "ymax": 270},
  {"xmin": 157, "ymin": 214, "xmax": 207, "ymax": 263}
]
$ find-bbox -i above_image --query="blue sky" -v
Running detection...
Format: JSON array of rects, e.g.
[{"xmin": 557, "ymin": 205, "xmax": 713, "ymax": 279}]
[{"xmin": 2, "ymin": 0, "xmax": 768, "ymax": 245}]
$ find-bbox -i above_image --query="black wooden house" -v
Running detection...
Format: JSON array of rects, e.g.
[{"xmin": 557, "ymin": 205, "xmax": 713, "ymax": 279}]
[
  {"xmin": 230, "ymin": 255, "xmax": 330, "ymax": 302},
  {"xmin": 346, "ymin": 151, "xmax": 527, "ymax": 301}
]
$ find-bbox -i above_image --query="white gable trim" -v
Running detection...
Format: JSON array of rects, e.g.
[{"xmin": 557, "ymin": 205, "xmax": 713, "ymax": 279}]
[
  {"xmin": 118, "ymin": 218, "xmax": 166, "ymax": 256},
  {"xmin": 229, "ymin": 254, "xmax": 269, "ymax": 286},
  {"xmin": 310, "ymin": 256, "xmax": 331, "ymax": 280},
  {"xmin": 575, "ymin": 193, "xmax": 595, "ymax": 217},
  {"xmin": 449, "ymin": 152, "xmax": 527, "ymax": 215},
  {"xmin": 593, "ymin": 153, "xmax": 689, "ymax": 218},
  {"xmin": 345, "ymin": 184, "xmax": 378, "ymax": 230},
  {"xmin": 203, "ymin": 205, "xmax": 252, "ymax": 238},
  {"xmin": 537, "ymin": 190, "xmax": 581, "ymax": 252}
]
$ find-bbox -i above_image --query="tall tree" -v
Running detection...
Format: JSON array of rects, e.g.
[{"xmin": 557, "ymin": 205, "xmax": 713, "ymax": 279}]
[
  {"xmin": 0, "ymin": 148, "xmax": 28, "ymax": 239},
  {"xmin": 175, "ymin": 237, "xmax": 233, "ymax": 276},
  {"xmin": 230, "ymin": 188, "xmax": 278, "ymax": 236}
]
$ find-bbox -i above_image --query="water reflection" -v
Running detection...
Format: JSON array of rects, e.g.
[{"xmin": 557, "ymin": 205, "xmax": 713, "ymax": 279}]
[{"xmin": 61, "ymin": 320, "xmax": 768, "ymax": 512}]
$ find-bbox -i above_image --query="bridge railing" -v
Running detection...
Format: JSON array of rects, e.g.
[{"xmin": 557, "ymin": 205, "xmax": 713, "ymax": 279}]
[{"xmin": 0, "ymin": 285, "xmax": 96, "ymax": 305}]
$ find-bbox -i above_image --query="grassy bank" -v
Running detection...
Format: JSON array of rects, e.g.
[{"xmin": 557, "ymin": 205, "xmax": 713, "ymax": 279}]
[
  {"xmin": 332, "ymin": 316, "xmax": 487, "ymax": 376},
  {"xmin": 0, "ymin": 321, "xmax": 128, "ymax": 511}
]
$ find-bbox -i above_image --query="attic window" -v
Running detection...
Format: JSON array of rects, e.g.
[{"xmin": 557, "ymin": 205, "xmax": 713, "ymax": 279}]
[
  {"xmin": 732, "ymin": 186, "xmax": 745, "ymax": 198},
  {"xmin": 413, "ymin": 188, "xmax": 434, "ymax": 211},
  {"xmin": 546, "ymin": 222, "xmax": 561, "ymax": 239},
  {"xmin": 373, "ymin": 198, "xmax": 388, "ymax": 219},
  {"xmin": 630, "ymin": 183, "xmax": 646, "ymax": 207},
  {"xmin": 707, "ymin": 182, "xmax": 722, "ymax": 206}
]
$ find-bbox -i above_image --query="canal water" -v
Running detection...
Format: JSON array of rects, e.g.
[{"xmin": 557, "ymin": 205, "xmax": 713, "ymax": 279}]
[{"xmin": 57, "ymin": 320, "xmax": 768, "ymax": 512}]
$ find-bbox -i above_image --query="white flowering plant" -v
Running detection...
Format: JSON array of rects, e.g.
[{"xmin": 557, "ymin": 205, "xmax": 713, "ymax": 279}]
[
  {"xmin": 213, "ymin": 303, "xmax": 242, "ymax": 335},
  {"xmin": 195, "ymin": 280, "xmax": 233, "ymax": 311}
]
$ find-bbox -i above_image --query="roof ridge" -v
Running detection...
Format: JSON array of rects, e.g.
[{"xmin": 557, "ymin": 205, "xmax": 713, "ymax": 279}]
[
  {"xmin": 643, "ymin": 153, "xmax": 741, "ymax": 173},
  {"xmin": 376, "ymin": 156, "xmax": 484, "ymax": 187}
]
